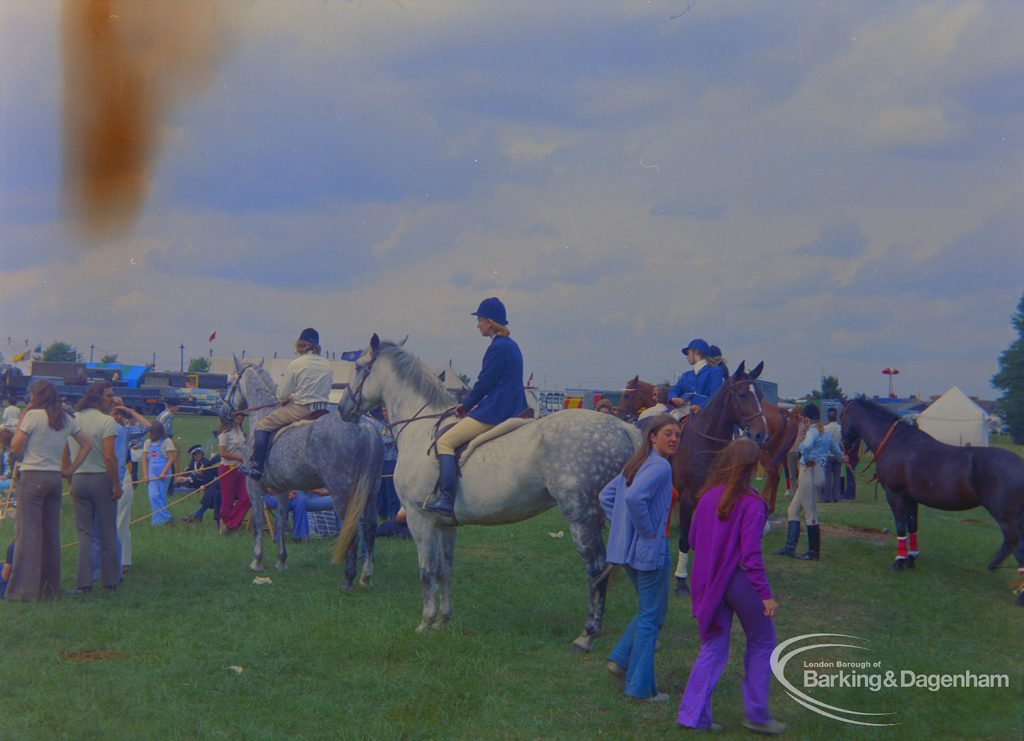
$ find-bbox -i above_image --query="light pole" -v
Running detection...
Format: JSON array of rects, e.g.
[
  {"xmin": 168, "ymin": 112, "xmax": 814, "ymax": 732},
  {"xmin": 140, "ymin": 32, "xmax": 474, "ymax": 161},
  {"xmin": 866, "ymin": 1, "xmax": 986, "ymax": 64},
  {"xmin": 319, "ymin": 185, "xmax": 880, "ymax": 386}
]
[
  {"xmin": 90, "ymin": 344, "xmax": 95, "ymax": 362},
  {"xmin": 180, "ymin": 344, "xmax": 185, "ymax": 372}
]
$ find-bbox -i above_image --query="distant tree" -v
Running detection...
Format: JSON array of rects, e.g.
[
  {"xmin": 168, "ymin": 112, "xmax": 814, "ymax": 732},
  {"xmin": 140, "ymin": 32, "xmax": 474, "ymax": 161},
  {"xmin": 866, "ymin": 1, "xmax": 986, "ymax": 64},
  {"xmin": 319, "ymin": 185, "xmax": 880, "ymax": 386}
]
[
  {"xmin": 99, "ymin": 353, "xmax": 119, "ymax": 364},
  {"xmin": 42, "ymin": 341, "xmax": 82, "ymax": 363},
  {"xmin": 820, "ymin": 375, "xmax": 844, "ymax": 400},
  {"xmin": 188, "ymin": 356, "xmax": 210, "ymax": 373},
  {"xmin": 993, "ymin": 294, "xmax": 1024, "ymax": 444}
]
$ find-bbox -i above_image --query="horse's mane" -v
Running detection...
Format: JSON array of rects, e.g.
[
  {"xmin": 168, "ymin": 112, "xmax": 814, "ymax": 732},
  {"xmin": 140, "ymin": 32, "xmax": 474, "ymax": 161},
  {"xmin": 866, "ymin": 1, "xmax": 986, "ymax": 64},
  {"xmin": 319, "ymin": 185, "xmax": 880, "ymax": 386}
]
[
  {"xmin": 852, "ymin": 396, "xmax": 913, "ymax": 426},
  {"xmin": 378, "ymin": 341, "xmax": 455, "ymax": 408}
]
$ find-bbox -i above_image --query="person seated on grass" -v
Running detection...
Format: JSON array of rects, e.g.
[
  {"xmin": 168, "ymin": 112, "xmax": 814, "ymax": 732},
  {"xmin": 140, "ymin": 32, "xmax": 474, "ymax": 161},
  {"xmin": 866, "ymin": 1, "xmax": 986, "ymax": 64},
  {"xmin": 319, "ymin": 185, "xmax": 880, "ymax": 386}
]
[
  {"xmin": 264, "ymin": 489, "xmax": 317, "ymax": 543},
  {"xmin": 376, "ymin": 506, "xmax": 411, "ymax": 539},
  {"xmin": 180, "ymin": 444, "xmax": 222, "ymax": 526}
]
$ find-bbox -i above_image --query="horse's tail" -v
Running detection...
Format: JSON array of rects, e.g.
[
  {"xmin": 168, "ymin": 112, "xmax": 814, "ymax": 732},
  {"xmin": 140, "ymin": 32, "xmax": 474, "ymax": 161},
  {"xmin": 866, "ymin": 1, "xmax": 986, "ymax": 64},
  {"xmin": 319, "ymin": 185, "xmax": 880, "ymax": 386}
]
[
  {"xmin": 331, "ymin": 427, "xmax": 384, "ymax": 564},
  {"xmin": 769, "ymin": 410, "xmax": 800, "ymax": 468}
]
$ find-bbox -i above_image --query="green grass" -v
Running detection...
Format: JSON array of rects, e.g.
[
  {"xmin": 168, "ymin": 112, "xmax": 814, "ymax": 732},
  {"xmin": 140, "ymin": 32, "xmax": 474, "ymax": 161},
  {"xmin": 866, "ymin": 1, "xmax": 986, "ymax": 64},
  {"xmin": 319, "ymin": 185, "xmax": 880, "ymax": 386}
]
[{"xmin": 0, "ymin": 417, "xmax": 1021, "ymax": 739}]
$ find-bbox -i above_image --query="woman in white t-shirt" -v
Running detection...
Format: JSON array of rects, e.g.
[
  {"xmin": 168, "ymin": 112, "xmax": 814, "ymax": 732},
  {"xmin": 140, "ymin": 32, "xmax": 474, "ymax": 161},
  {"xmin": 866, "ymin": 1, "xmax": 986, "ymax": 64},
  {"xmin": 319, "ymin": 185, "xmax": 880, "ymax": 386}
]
[{"xmin": 7, "ymin": 380, "xmax": 92, "ymax": 601}]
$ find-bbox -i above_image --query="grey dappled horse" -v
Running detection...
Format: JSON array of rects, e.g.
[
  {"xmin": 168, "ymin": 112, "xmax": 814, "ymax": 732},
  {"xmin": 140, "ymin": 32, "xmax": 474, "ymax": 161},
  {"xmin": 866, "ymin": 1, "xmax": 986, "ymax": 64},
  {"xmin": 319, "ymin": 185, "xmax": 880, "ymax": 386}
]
[
  {"xmin": 338, "ymin": 335, "xmax": 640, "ymax": 651},
  {"xmin": 220, "ymin": 357, "xmax": 383, "ymax": 589}
]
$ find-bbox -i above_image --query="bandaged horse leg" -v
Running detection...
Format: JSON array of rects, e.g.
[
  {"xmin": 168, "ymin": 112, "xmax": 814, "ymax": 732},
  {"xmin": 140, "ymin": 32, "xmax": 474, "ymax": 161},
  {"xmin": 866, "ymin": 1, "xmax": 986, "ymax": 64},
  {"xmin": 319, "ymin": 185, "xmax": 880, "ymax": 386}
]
[
  {"xmin": 555, "ymin": 503, "xmax": 610, "ymax": 653},
  {"xmin": 248, "ymin": 480, "xmax": 265, "ymax": 572},
  {"xmin": 906, "ymin": 499, "xmax": 919, "ymax": 568}
]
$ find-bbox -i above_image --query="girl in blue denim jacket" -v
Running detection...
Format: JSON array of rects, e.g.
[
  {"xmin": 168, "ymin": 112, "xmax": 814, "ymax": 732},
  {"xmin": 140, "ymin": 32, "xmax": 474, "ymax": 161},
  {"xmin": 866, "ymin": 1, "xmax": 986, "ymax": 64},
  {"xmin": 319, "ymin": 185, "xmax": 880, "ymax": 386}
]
[{"xmin": 599, "ymin": 414, "xmax": 681, "ymax": 702}]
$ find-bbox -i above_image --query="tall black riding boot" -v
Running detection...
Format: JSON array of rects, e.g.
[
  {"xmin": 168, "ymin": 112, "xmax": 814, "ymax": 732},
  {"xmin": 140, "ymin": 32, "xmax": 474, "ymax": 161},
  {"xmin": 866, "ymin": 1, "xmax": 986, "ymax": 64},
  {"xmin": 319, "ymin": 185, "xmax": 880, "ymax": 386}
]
[
  {"xmin": 242, "ymin": 430, "xmax": 272, "ymax": 482},
  {"xmin": 798, "ymin": 524, "xmax": 820, "ymax": 560},
  {"xmin": 424, "ymin": 454, "xmax": 458, "ymax": 517},
  {"xmin": 773, "ymin": 521, "xmax": 800, "ymax": 557}
]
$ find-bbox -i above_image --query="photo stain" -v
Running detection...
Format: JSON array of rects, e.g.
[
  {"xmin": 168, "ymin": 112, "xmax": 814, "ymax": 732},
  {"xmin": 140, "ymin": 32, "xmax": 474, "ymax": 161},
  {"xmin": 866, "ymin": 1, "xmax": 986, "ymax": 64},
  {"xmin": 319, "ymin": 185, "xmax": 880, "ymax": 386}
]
[{"xmin": 61, "ymin": 0, "xmax": 228, "ymax": 241}]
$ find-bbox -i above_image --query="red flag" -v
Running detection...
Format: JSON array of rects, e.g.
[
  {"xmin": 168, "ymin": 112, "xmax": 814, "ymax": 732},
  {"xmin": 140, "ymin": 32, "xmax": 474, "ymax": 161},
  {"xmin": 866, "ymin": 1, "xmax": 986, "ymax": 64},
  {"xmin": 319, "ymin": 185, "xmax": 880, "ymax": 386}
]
[
  {"xmin": 208, "ymin": 331, "xmax": 217, "ymax": 342},
  {"xmin": 526, "ymin": 371, "xmax": 534, "ymax": 388}
]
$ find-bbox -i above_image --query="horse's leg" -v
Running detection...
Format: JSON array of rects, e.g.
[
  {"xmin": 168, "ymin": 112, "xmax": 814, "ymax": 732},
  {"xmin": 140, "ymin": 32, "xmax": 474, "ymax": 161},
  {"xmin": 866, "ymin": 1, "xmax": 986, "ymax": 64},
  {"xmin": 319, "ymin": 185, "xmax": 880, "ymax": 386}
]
[
  {"xmin": 762, "ymin": 452, "xmax": 780, "ymax": 514},
  {"xmin": 886, "ymin": 489, "xmax": 909, "ymax": 572},
  {"xmin": 342, "ymin": 536, "xmax": 358, "ymax": 592},
  {"xmin": 248, "ymin": 481, "xmax": 265, "ymax": 572},
  {"xmin": 407, "ymin": 512, "xmax": 441, "ymax": 634},
  {"xmin": 673, "ymin": 495, "xmax": 694, "ymax": 596},
  {"xmin": 551, "ymin": 502, "xmax": 608, "ymax": 653},
  {"xmin": 275, "ymin": 496, "xmax": 288, "ymax": 571},
  {"xmin": 905, "ymin": 498, "xmax": 919, "ymax": 569},
  {"xmin": 432, "ymin": 525, "xmax": 456, "ymax": 629},
  {"xmin": 359, "ymin": 495, "xmax": 377, "ymax": 588}
]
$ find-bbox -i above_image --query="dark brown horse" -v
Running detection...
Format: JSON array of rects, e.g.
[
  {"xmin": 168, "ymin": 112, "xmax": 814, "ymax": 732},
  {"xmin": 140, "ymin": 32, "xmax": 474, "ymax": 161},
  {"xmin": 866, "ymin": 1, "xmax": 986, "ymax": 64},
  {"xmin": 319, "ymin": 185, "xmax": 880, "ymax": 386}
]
[
  {"xmin": 669, "ymin": 362, "xmax": 770, "ymax": 594},
  {"xmin": 620, "ymin": 375, "xmax": 797, "ymax": 513},
  {"xmin": 842, "ymin": 398, "xmax": 1024, "ymax": 584}
]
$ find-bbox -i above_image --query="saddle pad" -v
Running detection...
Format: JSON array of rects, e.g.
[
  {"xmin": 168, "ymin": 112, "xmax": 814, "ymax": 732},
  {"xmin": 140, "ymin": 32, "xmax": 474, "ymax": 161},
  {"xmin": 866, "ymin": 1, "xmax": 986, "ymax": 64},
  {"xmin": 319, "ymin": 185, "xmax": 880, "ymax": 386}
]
[{"xmin": 461, "ymin": 417, "xmax": 534, "ymax": 465}]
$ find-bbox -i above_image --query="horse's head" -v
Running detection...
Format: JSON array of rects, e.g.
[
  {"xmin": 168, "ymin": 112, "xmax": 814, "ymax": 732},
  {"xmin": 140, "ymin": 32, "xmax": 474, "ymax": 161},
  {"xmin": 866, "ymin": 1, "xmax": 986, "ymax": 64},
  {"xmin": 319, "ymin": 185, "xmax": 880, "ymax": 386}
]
[
  {"xmin": 338, "ymin": 333, "xmax": 388, "ymax": 422},
  {"xmin": 619, "ymin": 376, "xmax": 656, "ymax": 421},
  {"xmin": 219, "ymin": 355, "xmax": 249, "ymax": 425},
  {"xmin": 720, "ymin": 361, "xmax": 770, "ymax": 446},
  {"xmin": 840, "ymin": 399, "xmax": 863, "ymax": 466}
]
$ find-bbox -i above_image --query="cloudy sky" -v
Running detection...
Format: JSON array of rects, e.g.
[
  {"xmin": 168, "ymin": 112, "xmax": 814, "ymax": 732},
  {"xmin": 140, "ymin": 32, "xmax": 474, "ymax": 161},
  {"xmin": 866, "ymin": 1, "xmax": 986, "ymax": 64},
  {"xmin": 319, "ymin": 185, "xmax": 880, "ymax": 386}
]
[{"xmin": 2, "ymin": 1, "xmax": 1022, "ymax": 400}]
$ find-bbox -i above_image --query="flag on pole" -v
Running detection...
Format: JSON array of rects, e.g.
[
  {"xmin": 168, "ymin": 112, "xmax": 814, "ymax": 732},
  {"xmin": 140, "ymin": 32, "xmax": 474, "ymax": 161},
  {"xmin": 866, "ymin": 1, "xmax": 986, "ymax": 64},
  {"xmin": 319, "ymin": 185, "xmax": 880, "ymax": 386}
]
[
  {"xmin": 526, "ymin": 371, "xmax": 534, "ymax": 388},
  {"xmin": 12, "ymin": 350, "xmax": 28, "ymax": 362},
  {"xmin": 208, "ymin": 331, "xmax": 217, "ymax": 342},
  {"xmin": 340, "ymin": 350, "xmax": 362, "ymax": 362}
]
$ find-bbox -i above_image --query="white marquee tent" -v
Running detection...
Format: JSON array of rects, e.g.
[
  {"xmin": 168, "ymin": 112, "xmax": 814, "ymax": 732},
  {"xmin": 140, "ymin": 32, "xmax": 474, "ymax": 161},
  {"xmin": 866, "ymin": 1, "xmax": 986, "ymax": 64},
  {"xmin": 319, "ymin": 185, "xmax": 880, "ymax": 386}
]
[{"xmin": 917, "ymin": 385, "xmax": 989, "ymax": 447}]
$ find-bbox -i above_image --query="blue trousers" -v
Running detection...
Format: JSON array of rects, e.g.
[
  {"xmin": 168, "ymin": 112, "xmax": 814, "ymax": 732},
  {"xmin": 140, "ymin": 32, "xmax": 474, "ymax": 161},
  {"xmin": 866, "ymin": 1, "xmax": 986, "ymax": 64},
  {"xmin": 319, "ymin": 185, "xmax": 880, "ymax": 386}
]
[
  {"xmin": 608, "ymin": 544, "xmax": 671, "ymax": 699},
  {"xmin": 148, "ymin": 478, "xmax": 172, "ymax": 525}
]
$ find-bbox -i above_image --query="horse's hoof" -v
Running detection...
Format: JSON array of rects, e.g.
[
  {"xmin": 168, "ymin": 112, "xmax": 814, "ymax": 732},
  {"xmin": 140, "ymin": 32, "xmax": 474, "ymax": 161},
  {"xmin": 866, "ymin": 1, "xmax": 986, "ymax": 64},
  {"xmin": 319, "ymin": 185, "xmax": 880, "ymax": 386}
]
[
  {"xmin": 570, "ymin": 635, "xmax": 594, "ymax": 653},
  {"xmin": 249, "ymin": 561, "xmax": 263, "ymax": 572},
  {"xmin": 359, "ymin": 576, "xmax": 372, "ymax": 588},
  {"xmin": 275, "ymin": 561, "xmax": 287, "ymax": 572},
  {"xmin": 341, "ymin": 581, "xmax": 354, "ymax": 593},
  {"xmin": 674, "ymin": 578, "xmax": 690, "ymax": 597},
  {"xmin": 905, "ymin": 555, "xmax": 916, "ymax": 569},
  {"xmin": 891, "ymin": 559, "xmax": 905, "ymax": 572},
  {"xmin": 415, "ymin": 622, "xmax": 430, "ymax": 635}
]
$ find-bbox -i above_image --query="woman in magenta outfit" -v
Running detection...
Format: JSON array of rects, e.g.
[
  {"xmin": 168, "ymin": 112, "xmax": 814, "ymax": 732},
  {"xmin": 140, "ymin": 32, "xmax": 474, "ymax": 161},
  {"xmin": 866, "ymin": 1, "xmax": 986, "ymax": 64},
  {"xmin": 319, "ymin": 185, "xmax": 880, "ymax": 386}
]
[{"xmin": 677, "ymin": 438, "xmax": 786, "ymax": 735}]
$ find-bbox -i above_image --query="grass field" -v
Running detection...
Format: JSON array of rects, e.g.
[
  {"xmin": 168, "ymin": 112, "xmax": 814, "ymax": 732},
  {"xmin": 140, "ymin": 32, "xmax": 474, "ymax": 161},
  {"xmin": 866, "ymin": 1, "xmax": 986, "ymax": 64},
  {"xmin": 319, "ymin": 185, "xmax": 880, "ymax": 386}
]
[{"xmin": 1, "ymin": 415, "xmax": 1022, "ymax": 739}]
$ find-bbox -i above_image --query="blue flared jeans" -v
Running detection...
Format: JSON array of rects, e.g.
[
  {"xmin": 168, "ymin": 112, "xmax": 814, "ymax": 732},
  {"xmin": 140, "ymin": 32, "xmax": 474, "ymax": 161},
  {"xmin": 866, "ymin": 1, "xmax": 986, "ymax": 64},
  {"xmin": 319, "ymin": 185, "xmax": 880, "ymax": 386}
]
[{"xmin": 608, "ymin": 543, "xmax": 671, "ymax": 699}]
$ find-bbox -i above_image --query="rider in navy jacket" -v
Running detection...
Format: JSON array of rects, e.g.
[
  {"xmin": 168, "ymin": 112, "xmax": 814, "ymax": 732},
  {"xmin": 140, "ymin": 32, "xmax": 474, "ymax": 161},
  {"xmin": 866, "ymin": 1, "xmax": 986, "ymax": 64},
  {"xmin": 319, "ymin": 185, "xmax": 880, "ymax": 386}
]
[
  {"xmin": 424, "ymin": 297, "xmax": 527, "ymax": 518},
  {"xmin": 668, "ymin": 338, "xmax": 725, "ymax": 409},
  {"xmin": 461, "ymin": 335, "xmax": 527, "ymax": 425}
]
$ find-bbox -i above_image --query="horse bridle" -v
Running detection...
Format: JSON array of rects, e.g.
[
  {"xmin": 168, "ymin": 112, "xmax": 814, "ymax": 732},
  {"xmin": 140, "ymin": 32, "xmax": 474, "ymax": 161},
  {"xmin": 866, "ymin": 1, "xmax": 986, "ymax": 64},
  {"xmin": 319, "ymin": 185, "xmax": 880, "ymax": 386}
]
[
  {"xmin": 346, "ymin": 352, "xmax": 378, "ymax": 418},
  {"xmin": 346, "ymin": 350, "xmax": 454, "ymax": 442},
  {"xmin": 690, "ymin": 378, "xmax": 769, "ymax": 444},
  {"xmin": 221, "ymin": 366, "xmax": 249, "ymax": 418}
]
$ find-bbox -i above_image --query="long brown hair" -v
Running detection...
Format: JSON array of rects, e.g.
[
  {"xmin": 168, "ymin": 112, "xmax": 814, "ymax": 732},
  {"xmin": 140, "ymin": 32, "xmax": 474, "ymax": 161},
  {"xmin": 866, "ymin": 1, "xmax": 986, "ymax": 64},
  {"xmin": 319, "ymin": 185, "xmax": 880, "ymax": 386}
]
[
  {"xmin": 698, "ymin": 437, "xmax": 762, "ymax": 520},
  {"xmin": 76, "ymin": 380, "xmax": 112, "ymax": 412},
  {"xmin": 623, "ymin": 414, "xmax": 678, "ymax": 486},
  {"xmin": 27, "ymin": 380, "xmax": 67, "ymax": 431}
]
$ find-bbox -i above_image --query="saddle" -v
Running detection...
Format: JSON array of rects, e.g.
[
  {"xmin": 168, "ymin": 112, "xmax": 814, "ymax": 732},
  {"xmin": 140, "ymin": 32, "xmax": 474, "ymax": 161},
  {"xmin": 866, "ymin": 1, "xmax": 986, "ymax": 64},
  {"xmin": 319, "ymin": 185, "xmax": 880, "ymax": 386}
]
[
  {"xmin": 430, "ymin": 412, "xmax": 536, "ymax": 467},
  {"xmin": 269, "ymin": 409, "xmax": 330, "ymax": 444}
]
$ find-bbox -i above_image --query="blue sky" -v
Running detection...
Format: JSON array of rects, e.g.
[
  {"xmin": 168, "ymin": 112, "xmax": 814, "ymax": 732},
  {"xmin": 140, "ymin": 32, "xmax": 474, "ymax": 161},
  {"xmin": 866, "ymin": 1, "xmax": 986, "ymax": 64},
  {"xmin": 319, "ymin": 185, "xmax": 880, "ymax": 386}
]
[{"xmin": 2, "ymin": 1, "xmax": 1022, "ymax": 399}]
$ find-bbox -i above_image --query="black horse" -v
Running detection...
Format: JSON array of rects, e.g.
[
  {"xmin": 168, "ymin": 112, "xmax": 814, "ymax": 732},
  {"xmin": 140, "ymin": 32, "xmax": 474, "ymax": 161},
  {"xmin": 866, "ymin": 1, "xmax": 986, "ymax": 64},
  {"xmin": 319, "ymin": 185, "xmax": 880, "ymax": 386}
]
[
  {"xmin": 672, "ymin": 362, "xmax": 770, "ymax": 595},
  {"xmin": 842, "ymin": 398, "xmax": 1024, "ymax": 583}
]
